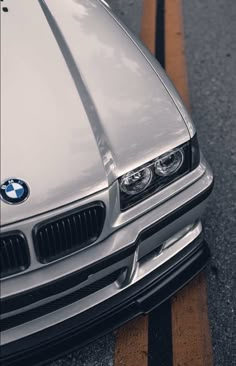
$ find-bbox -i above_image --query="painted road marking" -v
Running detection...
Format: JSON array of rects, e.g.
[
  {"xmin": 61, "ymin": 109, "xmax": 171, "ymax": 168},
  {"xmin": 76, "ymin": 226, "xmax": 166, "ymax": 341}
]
[
  {"xmin": 164, "ymin": 1, "xmax": 213, "ymax": 364},
  {"xmin": 172, "ymin": 274, "xmax": 213, "ymax": 366},
  {"xmin": 165, "ymin": 0, "xmax": 189, "ymax": 106},
  {"xmin": 114, "ymin": 1, "xmax": 213, "ymax": 365},
  {"xmin": 140, "ymin": 0, "xmax": 157, "ymax": 54},
  {"xmin": 114, "ymin": 316, "xmax": 148, "ymax": 366}
]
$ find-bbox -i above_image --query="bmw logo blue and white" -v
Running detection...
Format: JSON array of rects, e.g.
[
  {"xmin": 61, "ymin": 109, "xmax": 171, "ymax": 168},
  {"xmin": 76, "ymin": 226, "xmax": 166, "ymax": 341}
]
[{"xmin": 0, "ymin": 178, "xmax": 30, "ymax": 204}]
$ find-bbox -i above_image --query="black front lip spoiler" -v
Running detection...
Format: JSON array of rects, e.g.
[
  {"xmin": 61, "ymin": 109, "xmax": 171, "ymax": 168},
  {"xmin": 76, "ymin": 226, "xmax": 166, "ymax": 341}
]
[{"xmin": 1, "ymin": 238, "xmax": 211, "ymax": 366}]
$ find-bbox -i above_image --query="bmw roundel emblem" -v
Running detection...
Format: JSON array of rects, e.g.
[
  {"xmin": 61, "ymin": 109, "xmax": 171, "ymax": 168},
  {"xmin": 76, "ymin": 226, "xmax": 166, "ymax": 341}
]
[{"xmin": 0, "ymin": 178, "xmax": 30, "ymax": 205}]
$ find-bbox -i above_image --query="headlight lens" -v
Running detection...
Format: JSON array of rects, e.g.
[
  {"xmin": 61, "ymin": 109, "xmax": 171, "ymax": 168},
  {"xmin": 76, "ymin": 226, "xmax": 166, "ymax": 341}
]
[
  {"xmin": 154, "ymin": 148, "xmax": 184, "ymax": 176},
  {"xmin": 119, "ymin": 135, "xmax": 200, "ymax": 210},
  {"xmin": 120, "ymin": 167, "xmax": 153, "ymax": 195}
]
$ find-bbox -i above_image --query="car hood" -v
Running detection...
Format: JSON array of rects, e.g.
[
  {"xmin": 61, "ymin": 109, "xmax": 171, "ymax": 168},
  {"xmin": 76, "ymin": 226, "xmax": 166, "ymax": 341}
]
[{"xmin": 1, "ymin": 0, "xmax": 190, "ymax": 226}]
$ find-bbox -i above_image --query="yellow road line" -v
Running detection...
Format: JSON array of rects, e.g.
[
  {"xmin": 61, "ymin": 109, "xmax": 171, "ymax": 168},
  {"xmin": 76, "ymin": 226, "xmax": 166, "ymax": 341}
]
[
  {"xmin": 140, "ymin": 0, "xmax": 157, "ymax": 54},
  {"xmin": 172, "ymin": 274, "xmax": 213, "ymax": 366},
  {"xmin": 114, "ymin": 316, "xmax": 148, "ymax": 366},
  {"xmin": 165, "ymin": 1, "xmax": 213, "ymax": 364},
  {"xmin": 165, "ymin": 0, "xmax": 189, "ymax": 107}
]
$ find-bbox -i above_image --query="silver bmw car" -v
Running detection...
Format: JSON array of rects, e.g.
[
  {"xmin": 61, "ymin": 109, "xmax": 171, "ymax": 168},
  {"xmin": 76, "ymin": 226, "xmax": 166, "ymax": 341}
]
[{"xmin": 0, "ymin": 0, "xmax": 214, "ymax": 365}]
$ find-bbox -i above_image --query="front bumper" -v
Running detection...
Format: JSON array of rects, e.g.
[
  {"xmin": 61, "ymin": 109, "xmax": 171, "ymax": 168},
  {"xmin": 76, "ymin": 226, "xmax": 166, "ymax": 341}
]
[
  {"xmin": 1, "ymin": 181, "xmax": 213, "ymax": 366},
  {"xmin": 1, "ymin": 237, "xmax": 210, "ymax": 366},
  {"xmin": 1, "ymin": 159, "xmax": 213, "ymax": 365}
]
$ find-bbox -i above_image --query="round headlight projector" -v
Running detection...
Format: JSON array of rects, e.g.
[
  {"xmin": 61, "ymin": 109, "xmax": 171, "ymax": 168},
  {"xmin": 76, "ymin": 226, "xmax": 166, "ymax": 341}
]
[
  {"xmin": 154, "ymin": 148, "xmax": 184, "ymax": 176},
  {"xmin": 120, "ymin": 167, "xmax": 152, "ymax": 195},
  {"xmin": 120, "ymin": 148, "xmax": 185, "ymax": 198}
]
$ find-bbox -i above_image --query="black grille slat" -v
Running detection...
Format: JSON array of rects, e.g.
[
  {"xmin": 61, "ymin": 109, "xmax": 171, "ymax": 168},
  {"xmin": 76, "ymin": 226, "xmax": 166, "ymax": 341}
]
[
  {"xmin": 72, "ymin": 215, "xmax": 79, "ymax": 243},
  {"xmin": 88, "ymin": 209, "xmax": 94, "ymax": 239},
  {"xmin": 56, "ymin": 222, "xmax": 63, "ymax": 253},
  {"xmin": 65, "ymin": 219, "xmax": 72, "ymax": 249},
  {"xmin": 42, "ymin": 229, "xmax": 50, "ymax": 260},
  {"xmin": 77, "ymin": 213, "xmax": 83, "ymax": 243},
  {"xmin": 70, "ymin": 217, "xmax": 76, "ymax": 244},
  {"xmin": 0, "ymin": 233, "xmax": 30, "ymax": 278},
  {"xmin": 34, "ymin": 203, "xmax": 105, "ymax": 263},
  {"xmin": 9, "ymin": 238, "xmax": 18, "ymax": 268},
  {"xmin": 66, "ymin": 217, "xmax": 73, "ymax": 248},
  {"xmin": 82, "ymin": 212, "xmax": 88, "ymax": 243},
  {"xmin": 15, "ymin": 237, "xmax": 26, "ymax": 268},
  {"xmin": 49, "ymin": 224, "xmax": 57, "ymax": 257},
  {"xmin": 1, "ymin": 241, "xmax": 8, "ymax": 274},
  {"xmin": 45, "ymin": 228, "xmax": 50, "ymax": 254},
  {"xmin": 93, "ymin": 207, "xmax": 99, "ymax": 234},
  {"xmin": 61, "ymin": 220, "xmax": 69, "ymax": 250},
  {"xmin": 2, "ymin": 239, "xmax": 11, "ymax": 269}
]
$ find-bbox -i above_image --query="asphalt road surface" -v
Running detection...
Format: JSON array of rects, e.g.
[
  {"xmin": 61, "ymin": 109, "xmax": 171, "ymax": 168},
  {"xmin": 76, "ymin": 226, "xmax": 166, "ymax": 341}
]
[
  {"xmin": 183, "ymin": 1, "xmax": 236, "ymax": 365},
  {"xmin": 50, "ymin": 1, "xmax": 236, "ymax": 365}
]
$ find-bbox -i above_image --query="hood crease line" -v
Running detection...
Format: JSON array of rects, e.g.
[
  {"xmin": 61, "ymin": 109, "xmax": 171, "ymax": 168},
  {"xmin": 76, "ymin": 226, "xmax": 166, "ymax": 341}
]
[{"xmin": 37, "ymin": 0, "xmax": 117, "ymax": 185}]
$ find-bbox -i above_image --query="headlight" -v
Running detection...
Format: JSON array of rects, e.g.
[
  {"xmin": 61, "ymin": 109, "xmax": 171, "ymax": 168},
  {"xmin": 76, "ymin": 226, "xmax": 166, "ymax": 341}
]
[
  {"xmin": 154, "ymin": 148, "xmax": 184, "ymax": 176},
  {"xmin": 120, "ymin": 167, "xmax": 153, "ymax": 195},
  {"xmin": 119, "ymin": 135, "xmax": 200, "ymax": 210}
]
